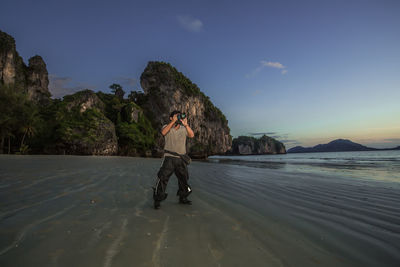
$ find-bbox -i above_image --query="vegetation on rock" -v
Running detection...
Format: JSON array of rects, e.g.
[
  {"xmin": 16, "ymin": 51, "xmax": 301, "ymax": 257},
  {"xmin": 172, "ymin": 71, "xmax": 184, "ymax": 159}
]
[
  {"xmin": 0, "ymin": 84, "xmax": 41, "ymax": 154},
  {"xmin": 142, "ymin": 62, "xmax": 228, "ymax": 125},
  {"xmin": 0, "ymin": 82, "xmax": 157, "ymax": 155},
  {"xmin": 140, "ymin": 61, "xmax": 232, "ymax": 157},
  {"xmin": 1, "ymin": 30, "xmax": 230, "ymax": 157}
]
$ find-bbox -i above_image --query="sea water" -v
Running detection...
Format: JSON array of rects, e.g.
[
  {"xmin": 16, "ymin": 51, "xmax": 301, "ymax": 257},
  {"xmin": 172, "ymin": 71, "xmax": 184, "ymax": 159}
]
[{"xmin": 208, "ymin": 150, "xmax": 400, "ymax": 182}]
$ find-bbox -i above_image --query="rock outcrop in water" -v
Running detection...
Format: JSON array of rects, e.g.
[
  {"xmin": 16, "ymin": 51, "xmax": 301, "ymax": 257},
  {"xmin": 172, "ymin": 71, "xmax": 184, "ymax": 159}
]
[
  {"xmin": 0, "ymin": 30, "xmax": 51, "ymax": 104},
  {"xmin": 230, "ymin": 135, "xmax": 286, "ymax": 155},
  {"xmin": 140, "ymin": 61, "xmax": 231, "ymax": 158}
]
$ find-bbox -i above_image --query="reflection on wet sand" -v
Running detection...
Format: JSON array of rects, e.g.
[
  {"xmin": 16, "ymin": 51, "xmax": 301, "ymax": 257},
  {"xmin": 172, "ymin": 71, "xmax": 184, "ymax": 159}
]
[{"xmin": 0, "ymin": 155, "xmax": 399, "ymax": 267}]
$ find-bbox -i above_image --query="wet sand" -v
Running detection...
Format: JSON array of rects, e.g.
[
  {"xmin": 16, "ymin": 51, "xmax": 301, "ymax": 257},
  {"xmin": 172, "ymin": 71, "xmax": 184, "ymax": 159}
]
[{"xmin": 0, "ymin": 155, "xmax": 399, "ymax": 267}]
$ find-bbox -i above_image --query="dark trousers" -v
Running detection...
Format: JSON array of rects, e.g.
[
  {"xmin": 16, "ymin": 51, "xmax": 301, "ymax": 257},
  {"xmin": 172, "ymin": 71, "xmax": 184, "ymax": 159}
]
[{"xmin": 153, "ymin": 156, "xmax": 192, "ymax": 201}]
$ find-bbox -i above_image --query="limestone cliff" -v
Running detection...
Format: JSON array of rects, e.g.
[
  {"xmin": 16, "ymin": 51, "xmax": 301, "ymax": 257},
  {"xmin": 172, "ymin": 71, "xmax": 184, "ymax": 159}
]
[
  {"xmin": 140, "ymin": 61, "xmax": 231, "ymax": 158},
  {"xmin": 122, "ymin": 102, "xmax": 142, "ymax": 123},
  {"xmin": 0, "ymin": 30, "xmax": 51, "ymax": 104},
  {"xmin": 26, "ymin": 56, "xmax": 50, "ymax": 104},
  {"xmin": 0, "ymin": 30, "xmax": 26, "ymax": 88},
  {"xmin": 56, "ymin": 90, "xmax": 118, "ymax": 155},
  {"xmin": 230, "ymin": 135, "xmax": 286, "ymax": 155}
]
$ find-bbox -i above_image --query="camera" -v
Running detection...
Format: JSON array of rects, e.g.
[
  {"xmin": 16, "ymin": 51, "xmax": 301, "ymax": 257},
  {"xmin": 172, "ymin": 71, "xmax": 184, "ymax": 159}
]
[{"xmin": 177, "ymin": 113, "xmax": 187, "ymax": 125}]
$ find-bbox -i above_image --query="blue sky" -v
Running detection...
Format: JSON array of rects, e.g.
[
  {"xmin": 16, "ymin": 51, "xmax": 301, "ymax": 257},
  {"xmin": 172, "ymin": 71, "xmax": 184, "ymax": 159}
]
[{"xmin": 1, "ymin": 0, "xmax": 399, "ymax": 149}]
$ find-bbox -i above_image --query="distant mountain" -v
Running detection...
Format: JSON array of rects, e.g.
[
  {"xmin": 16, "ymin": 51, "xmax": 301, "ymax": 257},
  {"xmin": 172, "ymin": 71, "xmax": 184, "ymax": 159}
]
[{"xmin": 287, "ymin": 139, "xmax": 399, "ymax": 153}]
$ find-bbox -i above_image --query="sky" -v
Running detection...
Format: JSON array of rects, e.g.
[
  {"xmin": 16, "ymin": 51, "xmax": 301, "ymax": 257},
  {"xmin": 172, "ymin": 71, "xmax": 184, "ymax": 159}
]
[{"xmin": 1, "ymin": 0, "xmax": 399, "ymax": 149}]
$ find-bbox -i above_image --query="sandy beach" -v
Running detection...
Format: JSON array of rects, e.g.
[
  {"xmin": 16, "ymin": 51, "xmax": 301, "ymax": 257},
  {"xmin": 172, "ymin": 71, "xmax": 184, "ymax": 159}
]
[{"xmin": 0, "ymin": 155, "xmax": 399, "ymax": 267}]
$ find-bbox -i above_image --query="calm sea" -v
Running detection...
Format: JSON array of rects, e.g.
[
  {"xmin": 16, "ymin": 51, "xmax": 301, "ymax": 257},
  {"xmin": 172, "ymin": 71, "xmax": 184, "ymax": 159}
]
[{"xmin": 208, "ymin": 150, "xmax": 400, "ymax": 182}]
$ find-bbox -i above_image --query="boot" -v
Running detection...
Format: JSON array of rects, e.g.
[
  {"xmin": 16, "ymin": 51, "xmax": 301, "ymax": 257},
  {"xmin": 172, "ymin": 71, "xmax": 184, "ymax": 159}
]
[
  {"xmin": 154, "ymin": 200, "xmax": 161, "ymax": 209},
  {"xmin": 179, "ymin": 197, "xmax": 192, "ymax": 205}
]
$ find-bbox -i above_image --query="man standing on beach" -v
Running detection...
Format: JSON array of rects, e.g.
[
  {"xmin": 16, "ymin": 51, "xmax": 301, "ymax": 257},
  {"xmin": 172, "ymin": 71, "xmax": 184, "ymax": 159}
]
[{"xmin": 153, "ymin": 110, "xmax": 195, "ymax": 209}]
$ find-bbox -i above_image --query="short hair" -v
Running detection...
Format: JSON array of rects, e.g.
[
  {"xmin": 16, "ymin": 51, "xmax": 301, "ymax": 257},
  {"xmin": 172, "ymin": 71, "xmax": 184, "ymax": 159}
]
[{"xmin": 169, "ymin": 110, "xmax": 181, "ymax": 118}]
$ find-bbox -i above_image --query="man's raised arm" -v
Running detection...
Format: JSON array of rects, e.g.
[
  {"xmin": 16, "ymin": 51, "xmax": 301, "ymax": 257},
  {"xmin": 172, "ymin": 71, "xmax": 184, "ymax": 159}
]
[
  {"xmin": 161, "ymin": 114, "xmax": 178, "ymax": 136},
  {"xmin": 182, "ymin": 118, "xmax": 194, "ymax": 138}
]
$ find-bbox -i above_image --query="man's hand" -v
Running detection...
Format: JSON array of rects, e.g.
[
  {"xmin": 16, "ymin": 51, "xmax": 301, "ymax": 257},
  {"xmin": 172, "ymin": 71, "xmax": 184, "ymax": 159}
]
[
  {"xmin": 181, "ymin": 117, "xmax": 188, "ymax": 127},
  {"xmin": 182, "ymin": 118, "xmax": 195, "ymax": 138},
  {"xmin": 172, "ymin": 114, "xmax": 178, "ymax": 123},
  {"xmin": 161, "ymin": 114, "xmax": 179, "ymax": 136}
]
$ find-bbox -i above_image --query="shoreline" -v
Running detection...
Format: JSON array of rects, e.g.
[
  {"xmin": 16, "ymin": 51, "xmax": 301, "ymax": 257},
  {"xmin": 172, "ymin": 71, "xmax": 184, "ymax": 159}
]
[{"xmin": 1, "ymin": 145, "xmax": 399, "ymax": 159}]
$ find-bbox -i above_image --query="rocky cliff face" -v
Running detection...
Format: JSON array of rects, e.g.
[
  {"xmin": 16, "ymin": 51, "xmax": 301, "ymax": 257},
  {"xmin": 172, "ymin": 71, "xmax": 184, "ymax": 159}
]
[
  {"xmin": 26, "ymin": 56, "xmax": 50, "ymax": 104},
  {"xmin": 122, "ymin": 102, "xmax": 142, "ymax": 123},
  {"xmin": 57, "ymin": 90, "xmax": 118, "ymax": 155},
  {"xmin": 140, "ymin": 61, "xmax": 231, "ymax": 158},
  {"xmin": 0, "ymin": 30, "xmax": 26, "ymax": 88},
  {"xmin": 231, "ymin": 135, "xmax": 286, "ymax": 155},
  {"xmin": 0, "ymin": 30, "xmax": 51, "ymax": 104},
  {"xmin": 65, "ymin": 89, "xmax": 105, "ymax": 113}
]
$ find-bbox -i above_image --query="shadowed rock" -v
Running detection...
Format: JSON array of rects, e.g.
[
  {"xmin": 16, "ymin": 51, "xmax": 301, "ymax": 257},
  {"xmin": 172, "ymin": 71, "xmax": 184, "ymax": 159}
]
[
  {"xmin": 27, "ymin": 55, "xmax": 50, "ymax": 104},
  {"xmin": 230, "ymin": 135, "xmax": 286, "ymax": 155},
  {"xmin": 0, "ymin": 30, "xmax": 51, "ymax": 104},
  {"xmin": 0, "ymin": 30, "xmax": 26, "ymax": 89},
  {"xmin": 140, "ymin": 61, "xmax": 231, "ymax": 158},
  {"xmin": 57, "ymin": 90, "xmax": 117, "ymax": 155}
]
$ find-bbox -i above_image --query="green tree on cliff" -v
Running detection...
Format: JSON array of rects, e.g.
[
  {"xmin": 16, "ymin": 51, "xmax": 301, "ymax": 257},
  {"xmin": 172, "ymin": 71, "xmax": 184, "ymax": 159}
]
[
  {"xmin": 108, "ymin": 84, "xmax": 125, "ymax": 123},
  {"xmin": 109, "ymin": 83, "xmax": 125, "ymax": 100},
  {"xmin": 128, "ymin": 90, "xmax": 147, "ymax": 106}
]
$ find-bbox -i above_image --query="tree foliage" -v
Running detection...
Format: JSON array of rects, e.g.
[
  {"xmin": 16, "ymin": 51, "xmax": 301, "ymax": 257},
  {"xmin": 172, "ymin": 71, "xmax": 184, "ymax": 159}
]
[
  {"xmin": 0, "ymin": 83, "xmax": 157, "ymax": 156},
  {"xmin": 0, "ymin": 84, "xmax": 41, "ymax": 153},
  {"xmin": 109, "ymin": 83, "xmax": 125, "ymax": 100}
]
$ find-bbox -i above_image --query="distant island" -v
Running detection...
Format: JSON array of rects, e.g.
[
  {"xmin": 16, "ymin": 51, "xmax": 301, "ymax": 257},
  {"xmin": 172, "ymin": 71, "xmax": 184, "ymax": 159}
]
[
  {"xmin": 227, "ymin": 135, "xmax": 286, "ymax": 155},
  {"xmin": 287, "ymin": 139, "xmax": 400, "ymax": 153}
]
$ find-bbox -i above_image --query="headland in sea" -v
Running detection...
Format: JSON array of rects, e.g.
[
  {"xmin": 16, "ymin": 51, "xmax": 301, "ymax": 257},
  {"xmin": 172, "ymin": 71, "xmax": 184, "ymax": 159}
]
[{"xmin": 0, "ymin": 154, "xmax": 399, "ymax": 267}]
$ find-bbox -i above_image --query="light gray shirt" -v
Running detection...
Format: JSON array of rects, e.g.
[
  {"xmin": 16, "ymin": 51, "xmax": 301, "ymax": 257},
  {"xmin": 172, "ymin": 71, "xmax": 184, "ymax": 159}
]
[{"xmin": 162, "ymin": 124, "xmax": 188, "ymax": 157}]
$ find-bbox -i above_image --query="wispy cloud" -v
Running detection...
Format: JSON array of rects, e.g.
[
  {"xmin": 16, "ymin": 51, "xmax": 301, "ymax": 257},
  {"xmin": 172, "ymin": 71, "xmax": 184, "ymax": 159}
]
[
  {"xmin": 177, "ymin": 15, "xmax": 203, "ymax": 32},
  {"xmin": 246, "ymin": 60, "xmax": 288, "ymax": 78},
  {"xmin": 49, "ymin": 75, "xmax": 96, "ymax": 99},
  {"xmin": 261, "ymin": 61, "xmax": 285, "ymax": 69}
]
